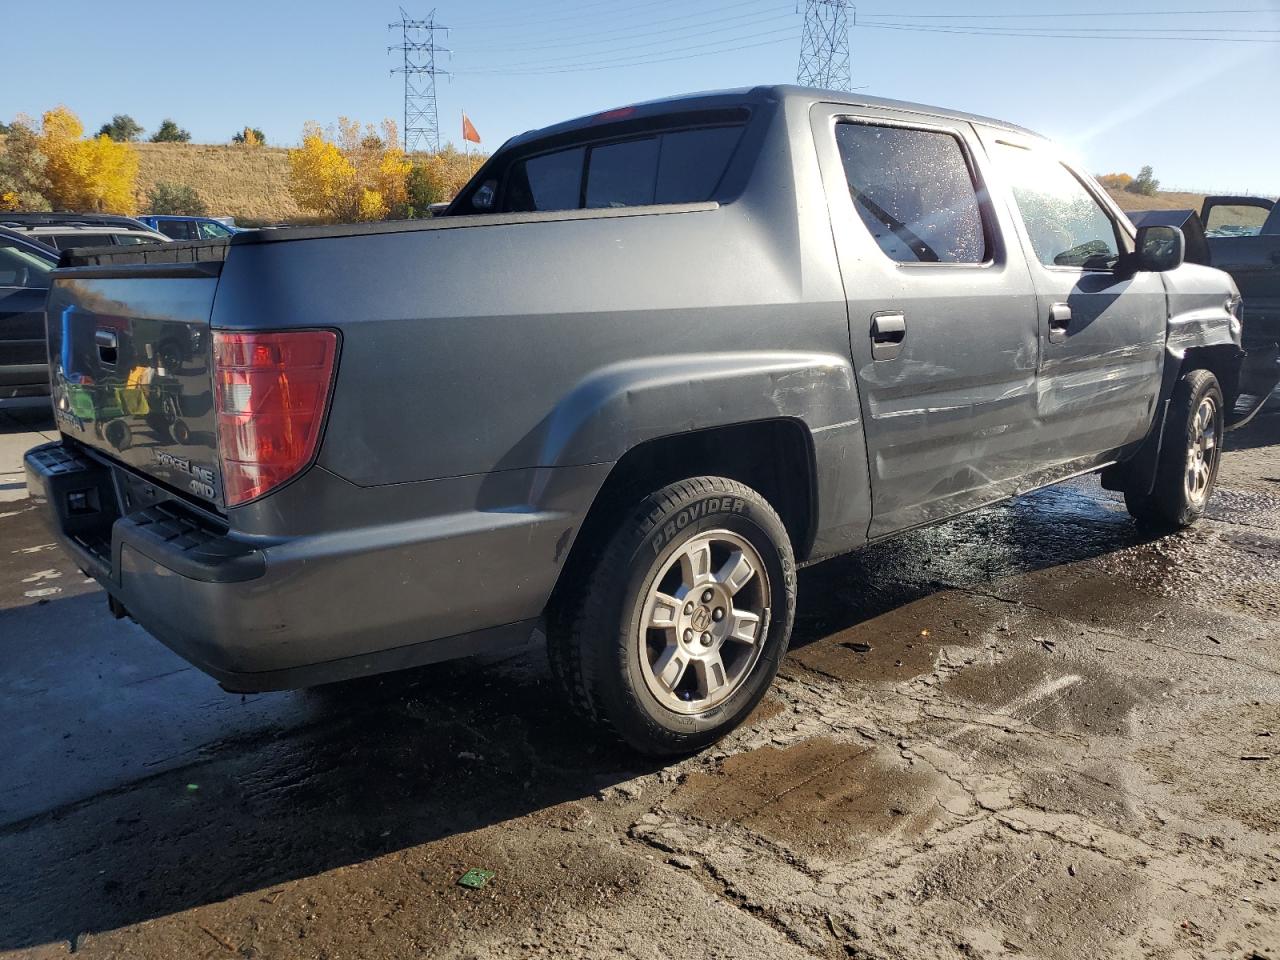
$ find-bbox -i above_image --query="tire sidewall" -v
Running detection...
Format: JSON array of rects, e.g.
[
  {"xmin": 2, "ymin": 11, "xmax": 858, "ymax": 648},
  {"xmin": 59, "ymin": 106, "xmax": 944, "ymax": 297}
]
[
  {"xmin": 1161, "ymin": 371, "xmax": 1224, "ymax": 526},
  {"xmin": 598, "ymin": 483, "xmax": 795, "ymax": 752}
]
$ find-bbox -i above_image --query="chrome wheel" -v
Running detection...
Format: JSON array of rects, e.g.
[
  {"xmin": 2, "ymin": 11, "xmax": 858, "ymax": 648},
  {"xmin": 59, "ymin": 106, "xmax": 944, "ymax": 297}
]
[
  {"xmin": 637, "ymin": 530, "xmax": 770, "ymax": 716},
  {"xmin": 1185, "ymin": 395, "xmax": 1219, "ymax": 507}
]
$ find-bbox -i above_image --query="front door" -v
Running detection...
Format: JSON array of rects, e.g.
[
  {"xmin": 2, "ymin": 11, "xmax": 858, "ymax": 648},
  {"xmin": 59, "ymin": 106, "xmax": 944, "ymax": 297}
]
[
  {"xmin": 981, "ymin": 133, "xmax": 1166, "ymax": 471},
  {"xmin": 810, "ymin": 104, "xmax": 1042, "ymax": 538}
]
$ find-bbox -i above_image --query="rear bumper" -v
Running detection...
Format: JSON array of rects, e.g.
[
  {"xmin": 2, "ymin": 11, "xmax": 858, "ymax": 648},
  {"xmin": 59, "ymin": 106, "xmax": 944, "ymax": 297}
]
[{"xmin": 24, "ymin": 442, "xmax": 595, "ymax": 691}]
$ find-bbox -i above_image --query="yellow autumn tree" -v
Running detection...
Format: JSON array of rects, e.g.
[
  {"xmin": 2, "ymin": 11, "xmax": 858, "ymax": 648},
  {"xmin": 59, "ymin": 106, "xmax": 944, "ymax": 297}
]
[
  {"xmin": 38, "ymin": 106, "xmax": 138, "ymax": 213},
  {"xmin": 288, "ymin": 118, "xmax": 411, "ymax": 223}
]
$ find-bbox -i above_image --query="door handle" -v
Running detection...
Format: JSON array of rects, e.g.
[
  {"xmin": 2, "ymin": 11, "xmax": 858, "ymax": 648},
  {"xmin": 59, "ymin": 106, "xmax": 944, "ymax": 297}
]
[
  {"xmin": 870, "ymin": 311, "xmax": 906, "ymax": 361},
  {"xmin": 1048, "ymin": 302, "xmax": 1071, "ymax": 343}
]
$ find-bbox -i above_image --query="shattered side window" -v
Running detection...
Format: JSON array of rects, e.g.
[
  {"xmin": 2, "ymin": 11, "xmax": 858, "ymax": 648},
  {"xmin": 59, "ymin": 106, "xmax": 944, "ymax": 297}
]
[
  {"xmin": 996, "ymin": 144, "xmax": 1122, "ymax": 270},
  {"xmin": 836, "ymin": 122, "xmax": 989, "ymax": 264}
]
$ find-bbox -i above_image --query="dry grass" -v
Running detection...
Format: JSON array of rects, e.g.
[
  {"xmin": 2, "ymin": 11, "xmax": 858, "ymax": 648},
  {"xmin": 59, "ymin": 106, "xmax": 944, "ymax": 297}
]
[
  {"xmin": 133, "ymin": 142, "xmax": 301, "ymax": 224},
  {"xmin": 1104, "ymin": 186, "xmax": 1206, "ymax": 214}
]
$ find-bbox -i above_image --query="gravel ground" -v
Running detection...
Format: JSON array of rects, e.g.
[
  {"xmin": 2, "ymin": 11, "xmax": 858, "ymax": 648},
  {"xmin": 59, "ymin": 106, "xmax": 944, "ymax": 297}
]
[{"xmin": 1, "ymin": 405, "xmax": 1278, "ymax": 960}]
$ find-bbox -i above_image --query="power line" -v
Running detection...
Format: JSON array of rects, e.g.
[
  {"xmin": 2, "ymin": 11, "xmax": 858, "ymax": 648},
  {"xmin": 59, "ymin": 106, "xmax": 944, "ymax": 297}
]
[
  {"xmin": 447, "ymin": 0, "xmax": 711, "ymax": 33},
  {"xmin": 859, "ymin": 7, "xmax": 1279, "ymax": 17},
  {"xmin": 388, "ymin": 7, "xmax": 450, "ymax": 152},
  {"xmin": 797, "ymin": 0, "xmax": 853, "ymax": 90},
  {"xmin": 859, "ymin": 21, "xmax": 1280, "ymax": 42},
  {"xmin": 453, "ymin": 1, "xmax": 788, "ymax": 55},
  {"xmin": 453, "ymin": 31, "xmax": 800, "ymax": 76},
  {"xmin": 458, "ymin": 15, "xmax": 797, "ymax": 70}
]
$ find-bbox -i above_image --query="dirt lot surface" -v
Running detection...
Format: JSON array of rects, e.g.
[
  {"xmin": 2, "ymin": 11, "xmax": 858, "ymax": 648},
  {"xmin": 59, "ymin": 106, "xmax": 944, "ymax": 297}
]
[{"xmin": 2, "ymin": 404, "xmax": 1279, "ymax": 960}]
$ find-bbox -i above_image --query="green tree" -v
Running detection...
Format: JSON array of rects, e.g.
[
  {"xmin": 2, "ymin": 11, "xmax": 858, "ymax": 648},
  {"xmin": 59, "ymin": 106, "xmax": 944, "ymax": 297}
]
[
  {"xmin": 1125, "ymin": 165, "xmax": 1160, "ymax": 197},
  {"xmin": 97, "ymin": 114, "xmax": 144, "ymax": 142},
  {"xmin": 146, "ymin": 182, "xmax": 207, "ymax": 216},
  {"xmin": 150, "ymin": 119, "xmax": 191, "ymax": 143}
]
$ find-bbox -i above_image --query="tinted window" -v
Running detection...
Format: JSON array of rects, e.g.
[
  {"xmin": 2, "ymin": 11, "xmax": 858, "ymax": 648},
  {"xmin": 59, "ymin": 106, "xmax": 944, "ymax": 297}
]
[
  {"xmin": 507, "ymin": 147, "xmax": 585, "ymax": 212},
  {"xmin": 500, "ymin": 124, "xmax": 744, "ymax": 214},
  {"xmin": 157, "ymin": 220, "xmax": 194, "ymax": 240},
  {"xmin": 996, "ymin": 145, "xmax": 1121, "ymax": 269},
  {"xmin": 113, "ymin": 233, "xmax": 159, "ymax": 244},
  {"xmin": 197, "ymin": 220, "xmax": 233, "ymax": 238},
  {"xmin": 0, "ymin": 243, "xmax": 54, "ymax": 288},
  {"xmin": 50, "ymin": 233, "xmax": 114, "ymax": 249},
  {"xmin": 585, "ymin": 138, "xmax": 659, "ymax": 208},
  {"xmin": 835, "ymin": 123, "xmax": 988, "ymax": 264},
  {"xmin": 655, "ymin": 126, "xmax": 741, "ymax": 203}
]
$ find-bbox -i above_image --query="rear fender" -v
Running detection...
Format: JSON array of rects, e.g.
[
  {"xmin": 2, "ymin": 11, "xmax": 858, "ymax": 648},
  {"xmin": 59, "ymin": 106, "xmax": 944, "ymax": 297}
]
[{"xmin": 535, "ymin": 351, "xmax": 873, "ymax": 558}]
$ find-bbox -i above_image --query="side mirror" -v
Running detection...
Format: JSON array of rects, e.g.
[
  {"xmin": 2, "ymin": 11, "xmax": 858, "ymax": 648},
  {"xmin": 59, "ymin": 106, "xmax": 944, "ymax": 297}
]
[{"xmin": 1135, "ymin": 224, "xmax": 1185, "ymax": 272}]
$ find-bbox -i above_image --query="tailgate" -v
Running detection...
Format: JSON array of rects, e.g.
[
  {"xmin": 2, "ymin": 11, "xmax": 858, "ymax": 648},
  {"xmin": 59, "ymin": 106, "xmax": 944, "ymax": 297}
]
[{"xmin": 48, "ymin": 253, "xmax": 227, "ymax": 511}]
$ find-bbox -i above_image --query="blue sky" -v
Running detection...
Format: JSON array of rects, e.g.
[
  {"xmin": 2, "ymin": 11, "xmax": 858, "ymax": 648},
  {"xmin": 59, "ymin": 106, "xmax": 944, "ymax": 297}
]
[{"xmin": 8, "ymin": 0, "xmax": 1280, "ymax": 193}]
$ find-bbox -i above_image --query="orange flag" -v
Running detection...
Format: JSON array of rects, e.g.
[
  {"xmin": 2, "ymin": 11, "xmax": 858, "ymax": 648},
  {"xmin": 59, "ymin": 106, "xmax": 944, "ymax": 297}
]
[{"xmin": 462, "ymin": 113, "xmax": 481, "ymax": 145}]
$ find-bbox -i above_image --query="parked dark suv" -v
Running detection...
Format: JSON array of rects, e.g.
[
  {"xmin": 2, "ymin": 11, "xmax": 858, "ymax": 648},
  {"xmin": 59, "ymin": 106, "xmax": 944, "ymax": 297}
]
[{"xmin": 0, "ymin": 226, "xmax": 58, "ymax": 402}]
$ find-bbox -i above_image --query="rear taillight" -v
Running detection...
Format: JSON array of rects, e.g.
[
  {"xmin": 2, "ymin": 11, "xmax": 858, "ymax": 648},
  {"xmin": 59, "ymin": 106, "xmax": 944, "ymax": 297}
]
[{"xmin": 213, "ymin": 330, "xmax": 338, "ymax": 507}]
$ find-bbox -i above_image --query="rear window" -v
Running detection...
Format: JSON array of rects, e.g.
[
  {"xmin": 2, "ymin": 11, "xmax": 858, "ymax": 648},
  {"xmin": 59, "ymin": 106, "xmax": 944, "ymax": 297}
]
[{"xmin": 499, "ymin": 124, "xmax": 744, "ymax": 214}]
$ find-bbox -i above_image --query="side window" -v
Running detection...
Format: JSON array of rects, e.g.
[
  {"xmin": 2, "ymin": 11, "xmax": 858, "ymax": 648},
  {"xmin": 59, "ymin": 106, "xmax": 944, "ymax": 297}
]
[
  {"xmin": 1204, "ymin": 203, "xmax": 1270, "ymax": 238},
  {"xmin": 835, "ymin": 122, "xmax": 989, "ymax": 264},
  {"xmin": 113, "ymin": 233, "xmax": 158, "ymax": 245},
  {"xmin": 50, "ymin": 233, "xmax": 114, "ymax": 249},
  {"xmin": 996, "ymin": 145, "xmax": 1121, "ymax": 270},
  {"xmin": 197, "ymin": 220, "xmax": 233, "ymax": 239},
  {"xmin": 506, "ymin": 147, "xmax": 586, "ymax": 213},
  {"xmin": 157, "ymin": 220, "xmax": 194, "ymax": 240},
  {"xmin": 655, "ymin": 126, "xmax": 742, "ymax": 203},
  {"xmin": 0, "ymin": 243, "xmax": 53, "ymax": 288},
  {"xmin": 585, "ymin": 137, "xmax": 659, "ymax": 208},
  {"xmin": 497, "ymin": 123, "xmax": 745, "ymax": 214}
]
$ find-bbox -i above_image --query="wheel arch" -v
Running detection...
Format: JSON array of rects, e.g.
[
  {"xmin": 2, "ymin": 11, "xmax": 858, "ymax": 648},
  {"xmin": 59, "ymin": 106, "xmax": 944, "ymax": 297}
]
[{"xmin": 545, "ymin": 417, "xmax": 820, "ymax": 627}]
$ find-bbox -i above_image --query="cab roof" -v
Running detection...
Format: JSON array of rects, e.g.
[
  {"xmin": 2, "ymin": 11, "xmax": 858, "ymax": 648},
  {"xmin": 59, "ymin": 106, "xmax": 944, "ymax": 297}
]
[{"xmin": 507, "ymin": 84, "xmax": 1043, "ymax": 150}]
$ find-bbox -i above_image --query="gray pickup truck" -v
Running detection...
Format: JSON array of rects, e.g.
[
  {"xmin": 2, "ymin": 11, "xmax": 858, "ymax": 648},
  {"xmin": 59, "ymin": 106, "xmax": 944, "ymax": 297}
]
[{"xmin": 24, "ymin": 86, "xmax": 1271, "ymax": 755}]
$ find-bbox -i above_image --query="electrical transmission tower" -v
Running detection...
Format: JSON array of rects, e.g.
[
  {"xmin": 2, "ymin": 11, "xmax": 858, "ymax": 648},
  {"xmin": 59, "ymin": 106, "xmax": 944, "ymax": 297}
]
[
  {"xmin": 796, "ymin": 0, "xmax": 853, "ymax": 91},
  {"xmin": 388, "ymin": 7, "xmax": 449, "ymax": 152}
]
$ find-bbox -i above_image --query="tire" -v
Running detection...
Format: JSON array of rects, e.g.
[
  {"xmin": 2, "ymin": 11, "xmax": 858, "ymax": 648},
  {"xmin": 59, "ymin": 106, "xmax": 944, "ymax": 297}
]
[
  {"xmin": 1125, "ymin": 368, "xmax": 1224, "ymax": 530},
  {"xmin": 548, "ymin": 476, "xmax": 796, "ymax": 757}
]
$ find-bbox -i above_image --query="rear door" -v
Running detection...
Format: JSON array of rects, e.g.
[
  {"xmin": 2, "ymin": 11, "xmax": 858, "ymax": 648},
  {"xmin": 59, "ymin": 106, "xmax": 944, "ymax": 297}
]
[
  {"xmin": 982, "ymin": 132, "xmax": 1165, "ymax": 468},
  {"xmin": 810, "ymin": 104, "xmax": 1042, "ymax": 537}
]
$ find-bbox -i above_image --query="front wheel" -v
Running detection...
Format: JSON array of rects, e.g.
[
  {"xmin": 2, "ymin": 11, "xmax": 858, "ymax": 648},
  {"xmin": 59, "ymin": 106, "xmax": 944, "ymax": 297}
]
[
  {"xmin": 1125, "ymin": 368, "xmax": 1224, "ymax": 530},
  {"xmin": 549, "ymin": 476, "xmax": 796, "ymax": 757}
]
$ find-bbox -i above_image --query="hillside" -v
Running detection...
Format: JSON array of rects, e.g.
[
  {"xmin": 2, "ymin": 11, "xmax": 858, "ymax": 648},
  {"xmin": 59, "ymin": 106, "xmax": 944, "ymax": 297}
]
[
  {"xmin": 4, "ymin": 133, "xmax": 1217, "ymax": 225},
  {"xmin": 1104, "ymin": 186, "xmax": 1205, "ymax": 215},
  {"xmin": 133, "ymin": 142, "xmax": 301, "ymax": 224}
]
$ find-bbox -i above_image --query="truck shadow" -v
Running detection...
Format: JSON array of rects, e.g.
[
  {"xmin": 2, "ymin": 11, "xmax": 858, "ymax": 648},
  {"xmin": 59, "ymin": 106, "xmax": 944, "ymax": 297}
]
[{"xmin": 0, "ymin": 475, "xmax": 1214, "ymax": 952}]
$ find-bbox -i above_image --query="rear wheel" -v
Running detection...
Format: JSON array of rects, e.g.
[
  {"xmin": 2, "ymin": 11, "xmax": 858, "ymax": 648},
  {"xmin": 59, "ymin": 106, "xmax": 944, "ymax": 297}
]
[
  {"xmin": 549, "ymin": 476, "xmax": 796, "ymax": 757},
  {"xmin": 1125, "ymin": 369, "xmax": 1223, "ymax": 530}
]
